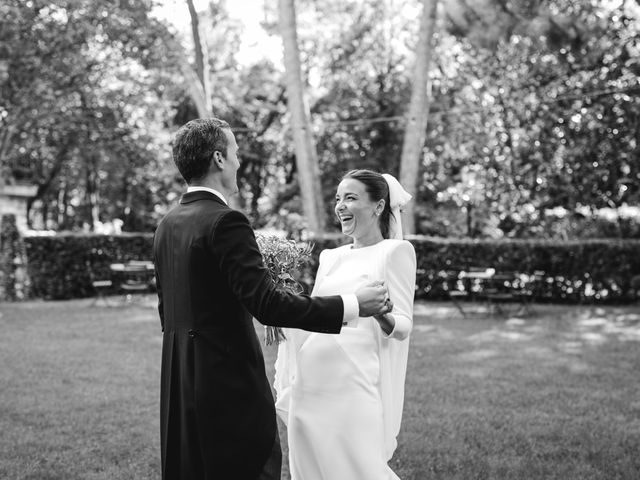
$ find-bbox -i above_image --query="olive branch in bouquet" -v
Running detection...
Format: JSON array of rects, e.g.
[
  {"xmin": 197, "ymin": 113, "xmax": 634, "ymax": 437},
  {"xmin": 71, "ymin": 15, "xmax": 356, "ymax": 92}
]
[{"xmin": 255, "ymin": 234, "xmax": 314, "ymax": 345}]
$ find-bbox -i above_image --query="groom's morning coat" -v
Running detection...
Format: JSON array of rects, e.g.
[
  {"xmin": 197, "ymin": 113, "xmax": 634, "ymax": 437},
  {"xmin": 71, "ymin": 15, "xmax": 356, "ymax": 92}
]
[{"xmin": 153, "ymin": 191, "xmax": 344, "ymax": 480}]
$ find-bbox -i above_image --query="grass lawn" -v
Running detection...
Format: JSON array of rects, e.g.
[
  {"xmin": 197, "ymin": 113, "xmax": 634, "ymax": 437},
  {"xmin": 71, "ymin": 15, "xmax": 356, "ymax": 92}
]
[{"xmin": 1, "ymin": 298, "xmax": 639, "ymax": 479}]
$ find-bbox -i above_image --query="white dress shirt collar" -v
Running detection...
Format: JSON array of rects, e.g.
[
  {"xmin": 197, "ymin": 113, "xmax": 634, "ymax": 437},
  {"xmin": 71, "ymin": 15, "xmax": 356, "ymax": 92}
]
[{"xmin": 186, "ymin": 186, "xmax": 228, "ymax": 205}]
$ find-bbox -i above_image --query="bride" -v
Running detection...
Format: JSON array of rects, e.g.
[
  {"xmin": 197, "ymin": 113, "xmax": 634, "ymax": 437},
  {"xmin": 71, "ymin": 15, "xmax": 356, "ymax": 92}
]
[{"xmin": 274, "ymin": 169, "xmax": 416, "ymax": 480}]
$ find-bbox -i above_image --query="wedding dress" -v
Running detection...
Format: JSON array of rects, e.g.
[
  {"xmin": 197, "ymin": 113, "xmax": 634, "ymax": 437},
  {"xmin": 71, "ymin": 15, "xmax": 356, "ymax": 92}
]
[{"xmin": 275, "ymin": 239, "xmax": 416, "ymax": 480}]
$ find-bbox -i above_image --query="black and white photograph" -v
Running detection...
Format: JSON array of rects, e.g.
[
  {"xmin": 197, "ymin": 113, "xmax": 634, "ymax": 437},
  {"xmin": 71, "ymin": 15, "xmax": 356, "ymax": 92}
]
[{"xmin": 1, "ymin": 0, "xmax": 639, "ymax": 479}]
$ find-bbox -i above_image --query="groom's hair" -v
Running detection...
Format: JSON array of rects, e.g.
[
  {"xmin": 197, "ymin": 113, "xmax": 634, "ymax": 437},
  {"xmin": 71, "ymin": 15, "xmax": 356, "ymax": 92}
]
[
  {"xmin": 342, "ymin": 169, "xmax": 394, "ymax": 239},
  {"xmin": 172, "ymin": 118, "xmax": 231, "ymax": 184}
]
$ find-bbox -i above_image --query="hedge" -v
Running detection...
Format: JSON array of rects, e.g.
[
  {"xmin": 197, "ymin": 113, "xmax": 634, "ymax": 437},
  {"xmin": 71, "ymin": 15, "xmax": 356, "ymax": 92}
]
[
  {"xmin": 23, "ymin": 232, "xmax": 154, "ymax": 300},
  {"xmin": 20, "ymin": 232, "xmax": 640, "ymax": 303},
  {"xmin": 307, "ymin": 234, "xmax": 640, "ymax": 304},
  {"xmin": 1, "ymin": 214, "xmax": 29, "ymax": 300}
]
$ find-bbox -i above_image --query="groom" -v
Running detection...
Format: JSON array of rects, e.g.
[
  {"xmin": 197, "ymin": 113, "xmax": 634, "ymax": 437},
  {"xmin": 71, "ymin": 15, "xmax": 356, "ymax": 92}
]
[{"xmin": 153, "ymin": 118, "xmax": 391, "ymax": 480}]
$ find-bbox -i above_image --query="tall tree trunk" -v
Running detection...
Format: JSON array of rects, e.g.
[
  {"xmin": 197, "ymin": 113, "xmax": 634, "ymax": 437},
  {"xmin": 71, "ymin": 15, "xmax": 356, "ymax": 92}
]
[
  {"xmin": 183, "ymin": 66, "xmax": 212, "ymax": 118},
  {"xmin": 466, "ymin": 202, "xmax": 473, "ymax": 237},
  {"xmin": 87, "ymin": 161, "xmax": 100, "ymax": 230},
  {"xmin": 278, "ymin": 0, "xmax": 326, "ymax": 235},
  {"xmin": 41, "ymin": 198, "xmax": 48, "ymax": 230},
  {"xmin": 85, "ymin": 164, "xmax": 95, "ymax": 231},
  {"xmin": 399, "ymin": 0, "xmax": 438, "ymax": 235},
  {"xmin": 186, "ymin": 0, "xmax": 212, "ymax": 117},
  {"xmin": 57, "ymin": 179, "xmax": 68, "ymax": 228},
  {"xmin": 26, "ymin": 141, "xmax": 71, "ymax": 218},
  {"xmin": 0, "ymin": 123, "xmax": 17, "ymax": 174}
]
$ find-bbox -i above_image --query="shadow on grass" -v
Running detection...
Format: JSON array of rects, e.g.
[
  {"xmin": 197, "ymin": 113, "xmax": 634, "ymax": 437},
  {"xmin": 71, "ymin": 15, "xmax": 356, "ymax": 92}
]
[
  {"xmin": 396, "ymin": 302, "xmax": 640, "ymax": 480},
  {"xmin": 0, "ymin": 299, "xmax": 639, "ymax": 479}
]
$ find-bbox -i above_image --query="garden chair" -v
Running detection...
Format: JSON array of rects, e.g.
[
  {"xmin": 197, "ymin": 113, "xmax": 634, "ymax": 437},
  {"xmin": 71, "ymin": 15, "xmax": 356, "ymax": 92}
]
[
  {"xmin": 114, "ymin": 262, "xmax": 155, "ymax": 303},
  {"xmin": 86, "ymin": 261, "xmax": 114, "ymax": 307}
]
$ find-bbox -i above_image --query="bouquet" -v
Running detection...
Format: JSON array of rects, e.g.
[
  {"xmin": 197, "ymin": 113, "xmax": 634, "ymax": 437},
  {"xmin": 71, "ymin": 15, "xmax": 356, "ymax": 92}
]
[{"xmin": 255, "ymin": 234, "xmax": 314, "ymax": 345}]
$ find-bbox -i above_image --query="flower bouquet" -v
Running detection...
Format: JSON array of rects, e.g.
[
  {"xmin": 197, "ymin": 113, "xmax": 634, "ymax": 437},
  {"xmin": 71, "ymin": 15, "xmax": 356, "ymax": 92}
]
[{"xmin": 255, "ymin": 234, "xmax": 314, "ymax": 345}]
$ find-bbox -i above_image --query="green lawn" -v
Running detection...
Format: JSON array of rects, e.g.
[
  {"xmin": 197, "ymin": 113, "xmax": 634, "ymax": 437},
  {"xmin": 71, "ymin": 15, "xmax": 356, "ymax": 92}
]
[{"xmin": 1, "ymin": 298, "xmax": 639, "ymax": 479}]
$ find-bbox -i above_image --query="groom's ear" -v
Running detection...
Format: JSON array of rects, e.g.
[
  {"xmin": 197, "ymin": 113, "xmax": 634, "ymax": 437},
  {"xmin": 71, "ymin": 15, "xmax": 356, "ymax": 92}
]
[{"xmin": 212, "ymin": 150, "xmax": 225, "ymax": 171}]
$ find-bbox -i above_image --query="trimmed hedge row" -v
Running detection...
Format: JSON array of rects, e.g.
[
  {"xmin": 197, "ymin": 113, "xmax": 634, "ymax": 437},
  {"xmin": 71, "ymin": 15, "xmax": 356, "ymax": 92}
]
[
  {"xmin": 21, "ymin": 232, "xmax": 640, "ymax": 303},
  {"xmin": 24, "ymin": 233, "xmax": 154, "ymax": 300},
  {"xmin": 1, "ymin": 214, "xmax": 29, "ymax": 300},
  {"xmin": 415, "ymin": 237, "xmax": 640, "ymax": 303},
  {"xmin": 307, "ymin": 235, "xmax": 640, "ymax": 303}
]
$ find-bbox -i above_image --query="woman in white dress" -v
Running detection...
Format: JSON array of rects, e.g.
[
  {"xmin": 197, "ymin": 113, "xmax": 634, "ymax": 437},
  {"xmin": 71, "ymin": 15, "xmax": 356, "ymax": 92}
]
[{"xmin": 274, "ymin": 169, "xmax": 416, "ymax": 480}]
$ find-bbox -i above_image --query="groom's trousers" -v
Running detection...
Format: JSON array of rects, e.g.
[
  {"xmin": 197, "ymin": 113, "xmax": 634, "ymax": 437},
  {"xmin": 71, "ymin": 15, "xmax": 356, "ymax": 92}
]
[{"xmin": 257, "ymin": 429, "xmax": 282, "ymax": 480}]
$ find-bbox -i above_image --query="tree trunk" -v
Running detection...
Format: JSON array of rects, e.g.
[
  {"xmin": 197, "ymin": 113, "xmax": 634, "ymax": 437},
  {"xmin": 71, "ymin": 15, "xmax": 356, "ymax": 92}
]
[
  {"xmin": 183, "ymin": 66, "xmax": 211, "ymax": 118},
  {"xmin": 41, "ymin": 197, "xmax": 48, "ymax": 230},
  {"xmin": 398, "ymin": 0, "xmax": 438, "ymax": 235},
  {"xmin": 86, "ymin": 157, "xmax": 100, "ymax": 230},
  {"xmin": 57, "ymin": 180, "xmax": 68, "ymax": 228},
  {"xmin": 186, "ymin": 0, "xmax": 212, "ymax": 117},
  {"xmin": 26, "ymin": 141, "xmax": 71, "ymax": 218},
  {"xmin": 0, "ymin": 123, "xmax": 17, "ymax": 174},
  {"xmin": 85, "ymin": 164, "xmax": 94, "ymax": 231},
  {"xmin": 278, "ymin": 0, "xmax": 326, "ymax": 235}
]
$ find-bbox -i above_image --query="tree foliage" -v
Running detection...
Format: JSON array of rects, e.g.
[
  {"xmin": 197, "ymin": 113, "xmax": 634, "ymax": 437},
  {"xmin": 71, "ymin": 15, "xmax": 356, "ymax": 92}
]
[
  {"xmin": 1, "ymin": 0, "xmax": 638, "ymax": 240},
  {"xmin": 422, "ymin": 0, "xmax": 640, "ymax": 237},
  {"xmin": 0, "ymin": 0, "xmax": 181, "ymax": 230}
]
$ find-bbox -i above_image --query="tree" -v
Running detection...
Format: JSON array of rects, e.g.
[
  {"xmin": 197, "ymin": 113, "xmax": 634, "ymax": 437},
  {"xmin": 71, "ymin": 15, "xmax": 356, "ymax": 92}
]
[
  {"xmin": 278, "ymin": 0, "xmax": 415, "ymax": 230},
  {"xmin": 185, "ymin": 0, "xmax": 212, "ymax": 117},
  {"xmin": 0, "ymin": 0, "xmax": 181, "ymax": 230},
  {"xmin": 399, "ymin": 0, "xmax": 439, "ymax": 235},
  {"xmin": 3, "ymin": 0, "xmax": 637, "ymax": 239},
  {"xmin": 278, "ymin": 0, "xmax": 326, "ymax": 234},
  {"xmin": 409, "ymin": 0, "xmax": 640, "ymax": 238}
]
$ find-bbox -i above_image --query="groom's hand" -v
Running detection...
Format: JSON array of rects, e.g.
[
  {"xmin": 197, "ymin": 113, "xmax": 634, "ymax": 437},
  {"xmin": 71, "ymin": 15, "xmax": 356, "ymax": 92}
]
[{"xmin": 355, "ymin": 280, "xmax": 391, "ymax": 317}]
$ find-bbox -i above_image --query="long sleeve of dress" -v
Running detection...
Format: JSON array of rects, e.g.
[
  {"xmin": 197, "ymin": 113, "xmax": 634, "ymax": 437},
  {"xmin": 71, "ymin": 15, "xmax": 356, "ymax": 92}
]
[{"xmin": 381, "ymin": 240, "xmax": 416, "ymax": 340}]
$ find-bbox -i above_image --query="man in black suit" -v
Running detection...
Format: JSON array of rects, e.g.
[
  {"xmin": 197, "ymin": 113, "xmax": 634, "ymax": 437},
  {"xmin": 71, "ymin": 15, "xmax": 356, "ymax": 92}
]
[{"xmin": 153, "ymin": 118, "xmax": 391, "ymax": 480}]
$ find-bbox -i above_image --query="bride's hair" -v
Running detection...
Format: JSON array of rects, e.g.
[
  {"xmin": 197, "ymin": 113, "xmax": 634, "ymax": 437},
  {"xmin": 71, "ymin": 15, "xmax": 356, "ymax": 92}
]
[{"xmin": 342, "ymin": 169, "xmax": 394, "ymax": 239}]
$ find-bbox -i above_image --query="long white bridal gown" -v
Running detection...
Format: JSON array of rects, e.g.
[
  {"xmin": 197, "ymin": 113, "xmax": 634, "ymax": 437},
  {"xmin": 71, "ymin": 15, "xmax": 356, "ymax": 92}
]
[{"xmin": 274, "ymin": 239, "xmax": 416, "ymax": 480}]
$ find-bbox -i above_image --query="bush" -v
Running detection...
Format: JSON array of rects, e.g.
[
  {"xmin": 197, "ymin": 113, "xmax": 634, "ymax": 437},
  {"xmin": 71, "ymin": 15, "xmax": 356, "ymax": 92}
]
[
  {"xmin": 306, "ymin": 235, "xmax": 640, "ymax": 304},
  {"xmin": 0, "ymin": 214, "xmax": 30, "ymax": 300},
  {"xmin": 410, "ymin": 236, "xmax": 640, "ymax": 303},
  {"xmin": 19, "ymin": 232, "xmax": 640, "ymax": 303},
  {"xmin": 23, "ymin": 232, "xmax": 153, "ymax": 300}
]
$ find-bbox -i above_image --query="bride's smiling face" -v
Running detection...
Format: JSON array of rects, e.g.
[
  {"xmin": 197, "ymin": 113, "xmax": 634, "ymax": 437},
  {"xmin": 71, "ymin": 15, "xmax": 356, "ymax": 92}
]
[{"xmin": 335, "ymin": 178, "xmax": 382, "ymax": 240}]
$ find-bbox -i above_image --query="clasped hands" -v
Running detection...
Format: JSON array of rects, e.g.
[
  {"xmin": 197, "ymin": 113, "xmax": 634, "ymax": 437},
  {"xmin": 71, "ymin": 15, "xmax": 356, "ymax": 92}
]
[{"xmin": 355, "ymin": 280, "xmax": 393, "ymax": 317}]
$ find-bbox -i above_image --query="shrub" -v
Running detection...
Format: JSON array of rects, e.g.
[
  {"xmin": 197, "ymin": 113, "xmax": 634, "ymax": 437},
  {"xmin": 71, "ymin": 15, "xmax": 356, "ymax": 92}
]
[
  {"xmin": 306, "ymin": 235, "xmax": 640, "ymax": 304},
  {"xmin": 23, "ymin": 232, "xmax": 153, "ymax": 300},
  {"xmin": 0, "ymin": 214, "xmax": 30, "ymax": 300},
  {"xmin": 410, "ymin": 237, "xmax": 640, "ymax": 303},
  {"xmin": 18, "ymin": 232, "xmax": 640, "ymax": 303}
]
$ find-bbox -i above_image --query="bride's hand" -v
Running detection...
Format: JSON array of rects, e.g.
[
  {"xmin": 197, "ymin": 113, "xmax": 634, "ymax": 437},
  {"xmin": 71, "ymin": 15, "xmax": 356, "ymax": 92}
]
[
  {"xmin": 373, "ymin": 297, "xmax": 393, "ymax": 321},
  {"xmin": 379, "ymin": 297, "xmax": 393, "ymax": 315},
  {"xmin": 374, "ymin": 298, "xmax": 395, "ymax": 334}
]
